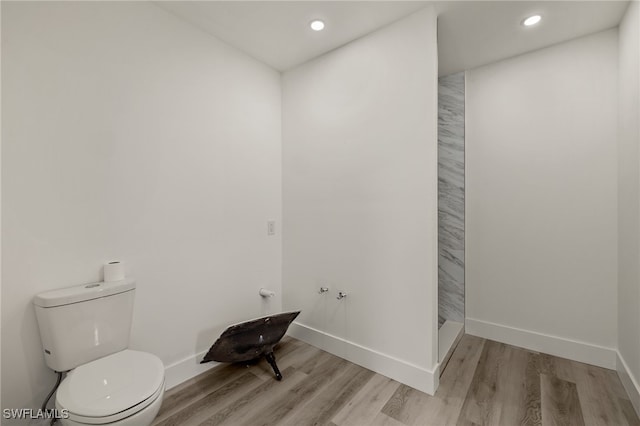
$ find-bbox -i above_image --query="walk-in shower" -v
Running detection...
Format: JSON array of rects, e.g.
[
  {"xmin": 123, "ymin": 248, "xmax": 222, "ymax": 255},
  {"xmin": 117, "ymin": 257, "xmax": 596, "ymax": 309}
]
[{"xmin": 438, "ymin": 72, "xmax": 465, "ymax": 364}]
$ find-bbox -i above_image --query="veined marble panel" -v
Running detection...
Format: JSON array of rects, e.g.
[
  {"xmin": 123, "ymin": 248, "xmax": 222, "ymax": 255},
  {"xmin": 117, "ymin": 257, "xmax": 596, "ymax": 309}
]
[{"xmin": 438, "ymin": 72, "xmax": 465, "ymax": 327}]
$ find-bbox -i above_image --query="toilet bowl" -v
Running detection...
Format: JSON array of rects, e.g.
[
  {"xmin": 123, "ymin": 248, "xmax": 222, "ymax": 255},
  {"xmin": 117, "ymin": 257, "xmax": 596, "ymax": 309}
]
[{"xmin": 55, "ymin": 350, "xmax": 165, "ymax": 426}]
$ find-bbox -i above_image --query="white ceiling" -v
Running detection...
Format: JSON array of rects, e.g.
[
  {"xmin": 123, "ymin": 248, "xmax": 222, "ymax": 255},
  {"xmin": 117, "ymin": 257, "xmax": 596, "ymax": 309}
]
[
  {"xmin": 155, "ymin": 1, "xmax": 630, "ymax": 75},
  {"xmin": 155, "ymin": 1, "xmax": 429, "ymax": 70},
  {"xmin": 436, "ymin": 1, "xmax": 629, "ymax": 76}
]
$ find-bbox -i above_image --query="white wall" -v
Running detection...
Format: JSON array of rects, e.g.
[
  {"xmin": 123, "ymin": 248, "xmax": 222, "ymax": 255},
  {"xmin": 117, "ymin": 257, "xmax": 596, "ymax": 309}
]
[
  {"xmin": 466, "ymin": 29, "xmax": 619, "ymax": 367},
  {"xmin": 282, "ymin": 8, "xmax": 439, "ymax": 393},
  {"xmin": 617, "ymin": 0, "xmax": 640, "ymax": 415},
  {"xmin": 0, "ymin": 0, "xmax": 3, "ymax": 411},
  {"xmin": 1, "ymin": 1, "xmax": 281, "ymax": 413}
]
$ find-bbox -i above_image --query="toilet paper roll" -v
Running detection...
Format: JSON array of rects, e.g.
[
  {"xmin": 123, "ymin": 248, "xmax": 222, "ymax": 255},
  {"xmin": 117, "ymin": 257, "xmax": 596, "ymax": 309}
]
[{"xmin": 104, "ymin": 261, "xmax": 125, "ymax": 282}]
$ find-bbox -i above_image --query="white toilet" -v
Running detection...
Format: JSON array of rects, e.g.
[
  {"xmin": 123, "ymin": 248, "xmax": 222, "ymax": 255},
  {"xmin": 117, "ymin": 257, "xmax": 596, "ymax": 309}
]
[{"xmin": 34, "ymin": 279, "xmax": 165, "ymax": 426}]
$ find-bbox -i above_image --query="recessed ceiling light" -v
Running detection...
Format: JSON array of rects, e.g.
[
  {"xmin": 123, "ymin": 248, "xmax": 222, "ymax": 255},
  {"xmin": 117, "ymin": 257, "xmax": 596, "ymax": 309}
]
[
  {"xmin": 523, "ymin": 15, "xmax": 542, "ymax": 27},
  {"xmin": 310, "ymin": 20, "xmax": 325, "ymax": 31}
]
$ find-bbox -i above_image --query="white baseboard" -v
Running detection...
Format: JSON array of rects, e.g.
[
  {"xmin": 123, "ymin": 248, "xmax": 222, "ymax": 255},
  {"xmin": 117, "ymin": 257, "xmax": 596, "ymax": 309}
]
[
  {"xmin": 287, "ymin": 322, "xmax": 438, "ymax": 395},
  {"xmin": 617, "ymin": 351, "xmax": 640, "ymax": 418},
  {"xmin": 164, "ymin": 350, "xmax": 220, "ymax": 391},
  {"xmin": 465, "ymin": 318, "xmax": 617, "ymax": 369}
]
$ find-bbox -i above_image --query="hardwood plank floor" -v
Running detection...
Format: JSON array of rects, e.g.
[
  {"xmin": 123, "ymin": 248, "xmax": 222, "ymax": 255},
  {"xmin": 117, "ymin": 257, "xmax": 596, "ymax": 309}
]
[
  {"xmin": 541, "ymin": 374, "xmax": 584, "ymax": 426},
  {"xmin": 152, "ymin": 335, "xmax": 640, "ymax": 426},
  {"xmin": 332, "ymin": 374, "xmax": 400, "ymax": 426}
]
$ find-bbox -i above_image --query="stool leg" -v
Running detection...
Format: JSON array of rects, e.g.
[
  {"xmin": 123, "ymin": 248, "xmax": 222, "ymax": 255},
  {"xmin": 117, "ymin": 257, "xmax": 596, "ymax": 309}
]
[{"xmin": 264, "ymin": 352, "xmax": 282, "ymax": 381}]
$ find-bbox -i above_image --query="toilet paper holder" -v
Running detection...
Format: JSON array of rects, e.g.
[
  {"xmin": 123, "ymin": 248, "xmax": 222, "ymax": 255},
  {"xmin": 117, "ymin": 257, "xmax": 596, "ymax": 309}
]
[{"xmin": 259, "ymin": 288, "xmax": 275, "ymax": 298}]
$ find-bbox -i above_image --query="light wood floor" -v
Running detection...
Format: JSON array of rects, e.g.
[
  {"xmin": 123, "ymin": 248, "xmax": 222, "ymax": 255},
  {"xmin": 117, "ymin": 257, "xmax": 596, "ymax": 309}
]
[{"xmin": 152, "ymin": 335, "xmax": 640, "ymax": 426}]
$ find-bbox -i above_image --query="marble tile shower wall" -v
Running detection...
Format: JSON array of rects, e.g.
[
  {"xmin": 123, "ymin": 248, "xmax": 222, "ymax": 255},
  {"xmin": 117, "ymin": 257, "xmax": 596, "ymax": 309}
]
[{"xmin": 438, "ymin": 72, "xmax": 465, "ymax": 328}]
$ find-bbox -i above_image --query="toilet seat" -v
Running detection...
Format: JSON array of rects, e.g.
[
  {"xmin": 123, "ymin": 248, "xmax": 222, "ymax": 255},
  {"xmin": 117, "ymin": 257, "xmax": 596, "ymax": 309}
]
[{"xmin": 56, "ymin": 350, "xmax": 164, "ymax": 425}]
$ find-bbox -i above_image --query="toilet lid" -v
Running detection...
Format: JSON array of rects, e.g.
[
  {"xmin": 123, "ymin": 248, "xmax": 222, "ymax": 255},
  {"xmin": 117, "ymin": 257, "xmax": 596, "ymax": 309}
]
[{"xmin": 56, "ymin": 350, "xmax": 164, "ymax": 420}]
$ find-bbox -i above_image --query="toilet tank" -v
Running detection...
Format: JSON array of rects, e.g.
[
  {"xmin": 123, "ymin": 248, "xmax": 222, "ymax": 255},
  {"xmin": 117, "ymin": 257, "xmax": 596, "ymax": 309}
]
[{"xmin": 33, "ymin": 279, "xmax": 136, "ymax": 372}]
